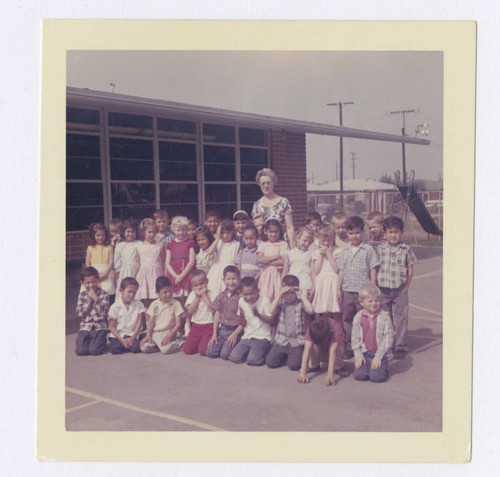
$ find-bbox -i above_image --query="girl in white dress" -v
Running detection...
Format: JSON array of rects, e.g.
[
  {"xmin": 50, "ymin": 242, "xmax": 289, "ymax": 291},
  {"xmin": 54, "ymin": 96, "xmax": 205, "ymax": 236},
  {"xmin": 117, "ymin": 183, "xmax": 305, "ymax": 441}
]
[
  {"xmin": 283, "ymin": 226, "xmax": 314, "ymax": 299},
  {"xmin": 194, "ymin": 225, "xmax": 215, "ymax": 275},
  {"xmin": 206, "ymin": 220, "xmax": 241, "ymax": 296},
  {"xmin": 114, "ymin": 218, "xmax": 139, "ymax": 302}
]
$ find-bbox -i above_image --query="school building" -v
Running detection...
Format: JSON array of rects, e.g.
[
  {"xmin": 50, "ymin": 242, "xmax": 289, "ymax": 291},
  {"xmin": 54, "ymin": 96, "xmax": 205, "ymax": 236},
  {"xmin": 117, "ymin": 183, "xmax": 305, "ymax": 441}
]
[{"xmin": 66, "ymin": 87, "xmax": 429, "ymax": 262}]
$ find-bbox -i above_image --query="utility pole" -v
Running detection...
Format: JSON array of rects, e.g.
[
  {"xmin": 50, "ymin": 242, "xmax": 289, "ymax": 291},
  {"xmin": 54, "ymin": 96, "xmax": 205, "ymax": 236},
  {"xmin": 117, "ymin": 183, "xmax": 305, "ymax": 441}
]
[
  {"xmin": 389, "ymin": 109, "xmax": 415, "ymax": 185},
  {"xmin": 327, "ymin": 101, "xmax": 353, "ymax": 209},
  {"xmin": 336, "ymin": 161, "xmax": 338, "ymax": 181},
  {"xmin": 350, "ymin": 153, "xmax": 357, "ymax": 179}
]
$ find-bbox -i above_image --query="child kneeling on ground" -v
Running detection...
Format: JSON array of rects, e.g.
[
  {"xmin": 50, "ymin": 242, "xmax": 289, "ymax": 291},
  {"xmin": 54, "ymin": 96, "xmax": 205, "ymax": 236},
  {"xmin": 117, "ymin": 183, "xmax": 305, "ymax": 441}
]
[
  {"xmin": 140, "ymin": 276, "xmax": 186, "ymax": 354},
  {"xmin": 229, "ymin": 276, "xmax": 275, "ymax": 366},
  {"xmin": 75, "ymin": 266, "xmax": 110, "ymax": 356},
  {"xmin": 183, "ymin": 269, "xmax": 214, "ymax": 356},
  {"xmin": 108, "ymin": 277, "xmax": 145, "ymax": 354},
  {"xmin": 297, "ymin": 315, "xmax": 346, "ymax": 387},
  {"xmin": 265, "ymin": 274, "xmax": 313, "ymax": 371},
  {"xmin": 352, "ymin": 283, "xmax": 394, "ymax": 383}
]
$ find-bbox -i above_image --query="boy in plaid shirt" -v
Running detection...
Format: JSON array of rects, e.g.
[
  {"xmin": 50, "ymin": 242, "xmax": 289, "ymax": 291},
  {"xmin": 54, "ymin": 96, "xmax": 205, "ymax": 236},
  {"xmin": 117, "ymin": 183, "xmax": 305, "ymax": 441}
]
[
  {"xmin": 376, "ymin": 216, "xmax": 417, "ymax": 359},
  {"xmin": 336, "ymin": 216, "xmax": 379, "ymax": 359}
]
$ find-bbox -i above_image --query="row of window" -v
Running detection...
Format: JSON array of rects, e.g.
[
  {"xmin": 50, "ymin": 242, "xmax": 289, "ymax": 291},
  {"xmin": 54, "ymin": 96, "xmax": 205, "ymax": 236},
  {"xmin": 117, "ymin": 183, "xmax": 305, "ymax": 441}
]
[{"xmin": 66, "ymin": 107, "xmax": 269, "ymax": 231}]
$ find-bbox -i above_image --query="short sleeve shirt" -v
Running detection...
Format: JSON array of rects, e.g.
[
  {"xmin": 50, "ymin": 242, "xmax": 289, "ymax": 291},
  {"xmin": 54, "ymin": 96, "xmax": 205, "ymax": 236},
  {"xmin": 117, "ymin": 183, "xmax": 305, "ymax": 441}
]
[
  {"xmin": 185, "ymin": 290, "xmax": 214, "ymax": 325},
  {"xmin": 211, "ymin": 290, "xmax": 240, "ymax": 327},
  {"xmin": 108, "ymin": 298, "xmax": 145, "ymax": 336},
  {"xmin": 239, "ymin": 295, "xmax": 272, "ymax": 340},
  {"xmin": 376, "ymin": 242, "xmax": 417, "ymax": 289},
  {"xmin": 306, "ymin": 316, "xmax": 344, "ymax": 348},
  {"xmin": 147, "ymin": 298, "xmax": 184, "ymax": 332},
  {"xmin": 338, "ymin": 243, "xmax": 379, "ymax": 292}
]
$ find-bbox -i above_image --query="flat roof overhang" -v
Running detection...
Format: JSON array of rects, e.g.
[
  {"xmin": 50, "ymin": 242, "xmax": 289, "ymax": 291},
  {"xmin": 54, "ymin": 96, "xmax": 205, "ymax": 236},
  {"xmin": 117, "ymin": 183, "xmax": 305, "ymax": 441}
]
[{"xmin": 67, "ymin": 87, "xmax": 430, "ymax": 146}]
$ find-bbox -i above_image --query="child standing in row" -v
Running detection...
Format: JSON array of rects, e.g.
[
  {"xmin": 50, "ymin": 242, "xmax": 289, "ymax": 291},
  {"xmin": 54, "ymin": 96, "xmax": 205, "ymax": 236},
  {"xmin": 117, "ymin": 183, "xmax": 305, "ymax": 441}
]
[
  {"xmin": 233, "ymin": 210, "xmax": 250, "ymax": 247},
  {"xmin": 234, "ymin": 225, "xmax": 260, "ymax": 280},
  {"xmin": 376, "ymin": 216, "xmax": 417, "ymax": 359},
  {"xmin": 134, "ymin": 219, "xmax": 164, "ymax": 309},
  {"xmin": 332, "ymin": 212, "xmax": 350, "ymax": 249},
  {"xmin": 252, "ymin": 213, "xmax": 266, "ymax": 241},
  {"xmin": 154, "ymin": 209, "xmax": 174, "ymax": 246},
  {"xmin": 194, "ymin": 225, "xmax": 215, "ymax": 275},
  {"xmin": 165, "ymin": 216, "xmax": 195, "ymax": 307},
  {"xmin": 204, "ymin": 209, "xmax": 220, "ymax": 239},
  {"xmin": 229, "ymin": 277, "xmax": 274, "ymax": 366},
  {"xmin": 206, "ymin": 266, "xmax": 242, "ymax": 360},
  {"xmin": 352, "ymin": 283, "xmax": 394, "ymax": 383},
  {"xmin": 84, "ymin": 223, "xmax": 115, "ymax": 297},
  {"xmin": 257, "ymin": 219, "xmax": 289, "ymax": 303},
  {"xmin": 108, "ymin": 277, "xmax": 145, "ymax": 354},
  {"xmin": 337, "ymin": 216, "xmax": 379, "ymax": 359},
  {"xmin": 283, "ymin": 226, "xmax": 314, "ymax": 299},
  {"xmin": 184, "ymin": 270, "xmax": 214, "ymax": 356},
  {"xmin": 206, "ymin": 220, "xmax": 240, "ymax": 296},
  {"xmin": 140, "ymin": 276, "xmax": 186, "ymax": 354},
  {"xmin": 306, "ymin": 211, "xmax": 322, "ymax": 251},
  {"xmin": 109, "ymin": 218, "xmax": 123, "ymax": 248},
  {"xmin": 75, "ymin": 267, "xmax": 110, "ymax": 356},
  {"xmin": 366, "ymin": 211, "xmax": 387, "ymax": 250},
  {"xmin": 114, "ymin": 219, "xmax": 139, "ymax": 303},
  {"xmin": 266, "ymin": 275, "xmax": 313, "ymax": 371}
]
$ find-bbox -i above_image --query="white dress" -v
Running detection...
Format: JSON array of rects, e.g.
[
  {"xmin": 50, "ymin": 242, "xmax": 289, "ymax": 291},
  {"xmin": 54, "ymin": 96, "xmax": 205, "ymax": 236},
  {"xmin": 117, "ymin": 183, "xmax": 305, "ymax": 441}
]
[
  {"xmin": 207, "ymin": 240, "xmax": 240, "ymax": 296},
  {"xmin": 285, "ymin": 248, "xmax": 312, "ymax": 295},
  {"xmin": 312, "ymin": 247, "xmax": 342, "ymax": 314},
  {"xmin": 114, "ymin": 240, "xmax": 139, "ymax": 301}
]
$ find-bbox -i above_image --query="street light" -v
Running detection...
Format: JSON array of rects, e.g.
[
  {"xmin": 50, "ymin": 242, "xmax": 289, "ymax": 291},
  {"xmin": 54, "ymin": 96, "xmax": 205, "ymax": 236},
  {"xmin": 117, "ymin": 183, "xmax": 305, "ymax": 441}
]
[
  {"xmin": 389, "ymin": 109, "xmax": 415, "ymax": 185},
  {"xmin": 415, "ymin": 123, "xmax": 430, "ymax": 137}
]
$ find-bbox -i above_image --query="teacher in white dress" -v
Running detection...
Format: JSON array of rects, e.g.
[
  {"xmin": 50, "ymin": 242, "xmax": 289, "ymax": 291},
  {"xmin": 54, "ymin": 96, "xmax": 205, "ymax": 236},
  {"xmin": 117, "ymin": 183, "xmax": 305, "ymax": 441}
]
[{"xmin": 251, "ymin": 168, "xmax": 295, "ymax": 247}]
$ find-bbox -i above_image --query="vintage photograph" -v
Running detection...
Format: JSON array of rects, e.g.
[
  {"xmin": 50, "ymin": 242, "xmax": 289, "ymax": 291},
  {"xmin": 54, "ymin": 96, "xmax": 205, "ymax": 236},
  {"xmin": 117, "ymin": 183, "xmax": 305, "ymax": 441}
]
[{"xmin": 64, "ymin": 50, "xmax": 443, "ymax": 433}]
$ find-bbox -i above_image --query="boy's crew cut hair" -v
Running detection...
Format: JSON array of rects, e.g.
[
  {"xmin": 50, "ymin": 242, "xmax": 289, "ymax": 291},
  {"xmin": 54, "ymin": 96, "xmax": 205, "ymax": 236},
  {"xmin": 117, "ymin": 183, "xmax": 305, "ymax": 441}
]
[
  {"xmin": 367, "ymin": 211, "xmax": 384, "ymax": 223},
  {"xmin": 332, "ymin": 211, "xmax": 347, "ymax": 221},
  {"xmin": 190, "ymin": 269, "xmax": 207, "ymax": 282},
  {"xmin": 155, "ymin": 276, "xmax": 173, "ymax": 292},
  {"xmin": 309, "ymin": 317, "xmax": 332, "ymax": 345},
  {"xmin": 223, "ymin": 265, "xmax": 240, "ymax": 278},
  {"xmin": 153, "ymin": 209, "xmax": 169, "ymax": 220},
  {"xmin": 120, "ymin": 277, "xmax": 139, "ymax": 290},
  {"xmin": 204, "ymin": 209, "xmax": 220, "ymax": 220},
  {"xmin": 109, "ymin": 217, "xmax": 123, "ymax": 229},
  {"xmin": 383, "ymin": 215, "xmax": 405, "ymax": 231},
  {"xmin": 345, "ymin": 216, "xmax": 364, "ymax": 230},
  {"xmin": 282, "ymin": 274, "xmax": 300, "ymax": 287},
  {"xmin": 358, "ymin": 283, "xmax": 381, "ymax": 300},
  {"xmin": 80, "ymin": 266, "xmax": 99, "ymax": 281},
  {"xmin": 240, "ymin": 276, "xmax": 258, "ymax": 290}
]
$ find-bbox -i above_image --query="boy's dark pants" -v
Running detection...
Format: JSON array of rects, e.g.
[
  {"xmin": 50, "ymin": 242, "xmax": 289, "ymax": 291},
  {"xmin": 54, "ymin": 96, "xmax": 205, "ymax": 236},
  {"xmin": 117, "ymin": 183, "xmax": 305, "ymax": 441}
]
[
  {"xmin": 353, "ymin": 352, "xmax": 389, "ymax": 382},
  {"xmin": 109, "ymin": 335, "xmax": 142, "ymax": 354},
  {"xmin": 75, "ymin": 328, "xmax": 108, "ymax": 356},
  {"xmin": 265, "ymin": 343, "xmax": 304, "ymax": 370},
  {"xmin": 341, "ymin": 291, "xmax": 362, "ymax": 351},
  {"xmin": 380, "ymin": 285, "xmax": 409, "ymax": 352}
]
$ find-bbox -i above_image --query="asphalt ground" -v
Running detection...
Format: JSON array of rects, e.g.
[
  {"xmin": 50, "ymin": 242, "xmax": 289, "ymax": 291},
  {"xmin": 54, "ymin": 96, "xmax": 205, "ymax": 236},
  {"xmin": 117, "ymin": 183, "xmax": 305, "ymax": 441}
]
[{"xmin": 65, "ymin": 245, "xmax": 442, "ymax": 432}]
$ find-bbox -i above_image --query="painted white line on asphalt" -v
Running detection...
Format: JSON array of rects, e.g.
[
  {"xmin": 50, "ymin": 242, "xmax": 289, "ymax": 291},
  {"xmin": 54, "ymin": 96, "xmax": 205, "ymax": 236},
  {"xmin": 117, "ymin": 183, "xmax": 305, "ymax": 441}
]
[
  {"xmin": 412, "ymin": 270, "xmax": 443, "ymax": 280},
  {"xmin": 66, "ymin": 400, "xmax": 100, "ymax": 414},
  {"xmin": 410, "ymin": 303, "xmax": 442, "ymax": 316},
  {"xmin": 66, "ymin": 386, "xmax": 227, "ymax": 432},
  {"xmin": 410, "ymin": 338, "xmax": 443, "ymax": 355}
]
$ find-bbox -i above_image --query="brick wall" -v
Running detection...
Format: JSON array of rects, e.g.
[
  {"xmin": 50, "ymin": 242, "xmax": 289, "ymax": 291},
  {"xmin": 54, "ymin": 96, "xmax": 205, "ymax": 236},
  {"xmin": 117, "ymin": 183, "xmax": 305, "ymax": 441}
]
[
  {"xmin": 66, "ymin": 232, "xmax": 87, "ymax": 262},
  {"xmin": 270, "ymin": 130, "xmax": 307, "ymax": 228}
]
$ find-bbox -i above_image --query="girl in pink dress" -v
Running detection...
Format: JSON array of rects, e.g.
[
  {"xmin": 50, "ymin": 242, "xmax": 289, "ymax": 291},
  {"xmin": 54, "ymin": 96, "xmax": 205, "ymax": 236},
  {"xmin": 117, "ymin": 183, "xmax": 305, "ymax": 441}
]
[
  {"xmin": 311, "ymin": 224, "xmax": 341, "ymax": 318},
  {"xmin": 165, "ymin": 216, "xmax": 196, "ymax": 307},
  {"xmin": 257, "ymin": 219, "xmax": 289, "ymax": 303},
  {"xmin": 134, "ymin": 218, "xmax": 164, "ymax": 308}
]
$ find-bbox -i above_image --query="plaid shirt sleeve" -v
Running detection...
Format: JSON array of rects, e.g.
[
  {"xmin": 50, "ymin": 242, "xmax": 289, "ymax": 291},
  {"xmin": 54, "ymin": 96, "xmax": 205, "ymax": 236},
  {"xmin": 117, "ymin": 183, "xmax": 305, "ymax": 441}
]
[
  {"xmin": 366, "ymin": 245, "xmax": 380, "ymax": 270},
  {"xmin": 337, "ymin": 249, "xmax": 346, "ymax": 270},
  {"xmin": 375, "ymin": 312, "xmax": 394, "ymax": 359},
  {"xmin": 76, "ymin": 291, "xmax": 91, "ymax": 320},
  {"xmin": 407, "ymin": 245, "xmax": 417, "ymax": 267}
]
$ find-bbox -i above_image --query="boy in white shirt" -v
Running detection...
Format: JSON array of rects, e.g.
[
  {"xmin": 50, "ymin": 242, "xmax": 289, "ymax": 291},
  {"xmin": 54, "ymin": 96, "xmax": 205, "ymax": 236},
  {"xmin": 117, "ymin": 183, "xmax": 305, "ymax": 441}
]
[
  {"xmin": 229, "ymin": 277, "xmax": 275, "ymax": 366},
  {"xmin": 108, "ymin": 277, "xmax": 145, "ymax": 354}
]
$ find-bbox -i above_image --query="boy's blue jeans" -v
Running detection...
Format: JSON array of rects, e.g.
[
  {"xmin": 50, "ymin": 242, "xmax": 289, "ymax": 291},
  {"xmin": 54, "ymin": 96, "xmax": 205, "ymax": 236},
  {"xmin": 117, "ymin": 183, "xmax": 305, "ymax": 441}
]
[
  {"xmin": 353, "ymin": 352, "xmax": 389, "ymax": 383},
  {"xmin": 379, "ymin": 285, "xmax": 409, "ymax": 352},
  {"xmin": 206, "ymin": 325, "xmax": 241, "ymax": 360}
]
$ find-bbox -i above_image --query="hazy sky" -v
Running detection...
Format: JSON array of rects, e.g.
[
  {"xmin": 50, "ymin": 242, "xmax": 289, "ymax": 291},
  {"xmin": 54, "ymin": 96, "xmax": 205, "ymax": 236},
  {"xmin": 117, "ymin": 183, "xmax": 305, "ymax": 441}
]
[{"xmin": 67, "ymin": 50, "xmax": 443, "ymax": 182}]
